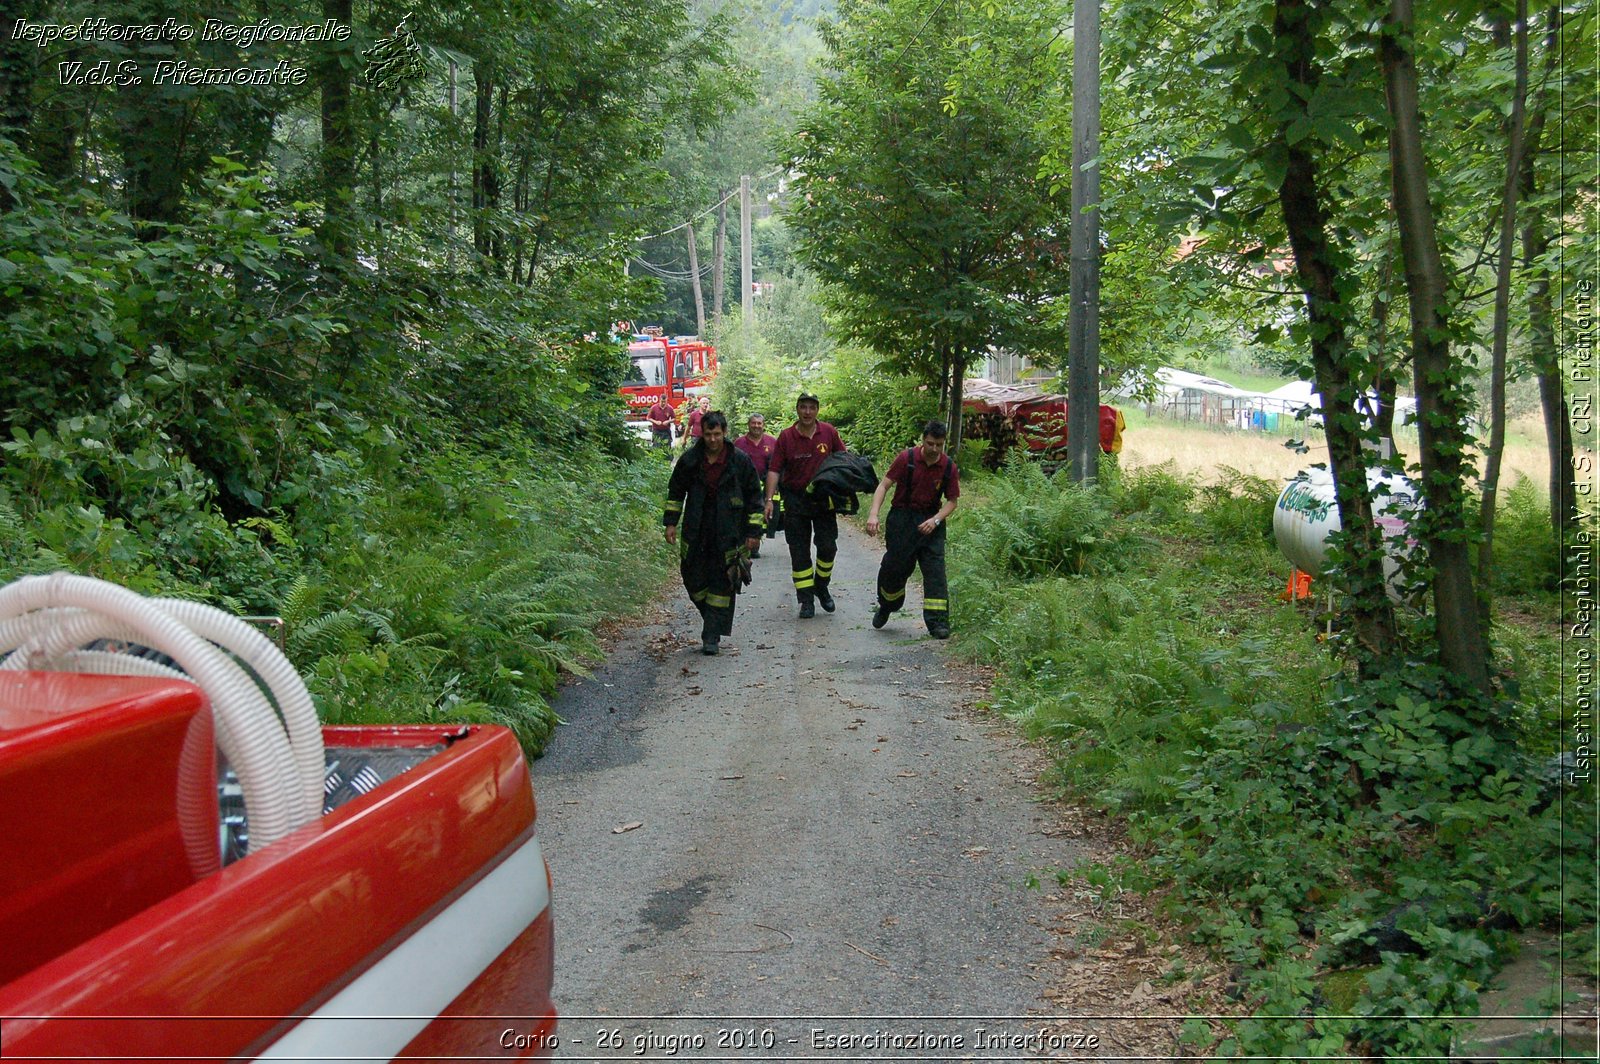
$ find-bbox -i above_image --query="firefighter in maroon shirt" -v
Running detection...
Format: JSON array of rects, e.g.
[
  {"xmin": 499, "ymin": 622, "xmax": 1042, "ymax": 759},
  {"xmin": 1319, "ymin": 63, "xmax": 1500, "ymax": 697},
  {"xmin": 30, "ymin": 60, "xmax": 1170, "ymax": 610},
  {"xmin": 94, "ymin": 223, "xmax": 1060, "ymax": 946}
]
[
  {"xmin": 646, "ymin": 398, "xmax": 676, "ymax": 448},
  {"xmin": 733, "ymin": 413, "xmax": 777, "ymax": 558},
  {"xmin": 684, "ymin": 395, "xmax": 712, "ymax": 444},
  {"xmin": 865, "ymin": 420, "xmax": 960, "ymax": 639},
  {"xmin": 763, "ymin": 394, "xmax": 847, "ymax": 619}
]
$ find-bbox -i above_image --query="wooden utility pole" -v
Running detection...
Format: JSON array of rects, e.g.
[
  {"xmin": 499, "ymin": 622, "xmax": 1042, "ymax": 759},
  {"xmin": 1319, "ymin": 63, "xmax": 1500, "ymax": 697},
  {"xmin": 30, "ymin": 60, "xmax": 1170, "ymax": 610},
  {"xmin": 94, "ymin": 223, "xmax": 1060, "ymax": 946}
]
[
  {"xmin": 740, "ymin": 175, "xmax": 754, "ymax": 329},
  {"xmin": 687, "ymin": 218, "xmax": 706, "ymax": 336},
  {"xmin": 712, "ymin": 199, "xmax": 727, "ymax": 323},
  {"xmin": 1067, "ymin": 0, "xmax": 1102, "ymax": 484}
]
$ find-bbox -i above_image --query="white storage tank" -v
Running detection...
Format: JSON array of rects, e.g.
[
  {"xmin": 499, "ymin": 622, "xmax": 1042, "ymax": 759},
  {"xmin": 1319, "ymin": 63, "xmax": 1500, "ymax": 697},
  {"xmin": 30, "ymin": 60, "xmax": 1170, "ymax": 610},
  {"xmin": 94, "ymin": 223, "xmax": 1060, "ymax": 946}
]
[{"xmin": 1274, "ymin": 467, "xmax": 1416, "ymax": 591}]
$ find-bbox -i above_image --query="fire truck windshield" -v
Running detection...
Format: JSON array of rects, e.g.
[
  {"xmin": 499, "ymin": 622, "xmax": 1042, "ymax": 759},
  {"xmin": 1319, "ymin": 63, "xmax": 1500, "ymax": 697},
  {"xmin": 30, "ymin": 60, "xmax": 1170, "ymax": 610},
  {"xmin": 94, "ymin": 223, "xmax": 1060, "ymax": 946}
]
[{"xmin": 630, "ymin": 353, "xmax": 666, "ymax": 386}]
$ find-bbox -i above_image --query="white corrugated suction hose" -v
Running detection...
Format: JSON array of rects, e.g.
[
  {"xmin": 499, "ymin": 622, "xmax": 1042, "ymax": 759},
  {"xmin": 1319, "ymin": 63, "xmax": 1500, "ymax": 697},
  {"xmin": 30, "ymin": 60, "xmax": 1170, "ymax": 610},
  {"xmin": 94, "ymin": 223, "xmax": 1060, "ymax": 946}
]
[{"xmin": 0, "ymin": 573, "xmax": 324, "ymax": 851}]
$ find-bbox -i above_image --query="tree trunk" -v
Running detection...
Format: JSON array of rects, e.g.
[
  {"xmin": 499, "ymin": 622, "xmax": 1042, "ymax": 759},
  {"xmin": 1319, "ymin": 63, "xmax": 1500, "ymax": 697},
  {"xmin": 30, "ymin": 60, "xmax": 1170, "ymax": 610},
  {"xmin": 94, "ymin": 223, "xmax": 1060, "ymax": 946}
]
[
  {"xmin": 1370, "ymin": 245, "xmax": 1399, "ymax": 445},
  {"xmin": 0, "ymin": 0, "xmax": 37, "ymax": 207},
  {"xmin": 1273, "ymin": 0, "xmax": 1398, "ymax": 663},
  {"xmin": 947, "ymin": 356, "xmax": 967, "ymax": 453},
  {"xmin": 937, "ymin": 347, "xmax": 952, "ymax": 427},
  {"xmin": 318, "ymin": 0, "xmax": 356, "ymax": 261},
  {"xmin": 1521, "ymin": 6, "xmax": 1577, "ymax": 549},
  {"xmin": 1380, "ymin": 0, "xmax": 1492, "ymax": 693},
  {"xmin": 1477, "ymin": 0, "xmax": 1531, "ymax": 599},
  {"xmin": 471, "ymin": 60, "xmax": 494, "ymax": 260},
  {"xmin": 712, "ymin": 200, "xmax": 727, "ymax": 322},
  {"xmin": 1067, "ymin": 0, "xmax": 1102, "ymax": 485},
  {"xmin": 368, "ymin": 124, "xmax": 384, "ymax": 253},
  {"xmin": 687, "ymin": 219, "xmax": 706, "ymax": 335}
]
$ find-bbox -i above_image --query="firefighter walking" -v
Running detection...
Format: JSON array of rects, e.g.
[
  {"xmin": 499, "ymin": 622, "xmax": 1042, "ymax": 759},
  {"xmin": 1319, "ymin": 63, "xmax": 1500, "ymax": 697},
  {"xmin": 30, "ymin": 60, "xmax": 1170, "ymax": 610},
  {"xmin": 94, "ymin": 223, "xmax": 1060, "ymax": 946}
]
[
  {"xmin": 665, "ymin": 412, "xmax": 764, "ymax": 655},
  {"xmin": 764, "ymin": 394, "xmax": 848, "ymax": 619},
  {"xmin": 864, "ymin": 420, "xmax": 960, "ymax": 639}
]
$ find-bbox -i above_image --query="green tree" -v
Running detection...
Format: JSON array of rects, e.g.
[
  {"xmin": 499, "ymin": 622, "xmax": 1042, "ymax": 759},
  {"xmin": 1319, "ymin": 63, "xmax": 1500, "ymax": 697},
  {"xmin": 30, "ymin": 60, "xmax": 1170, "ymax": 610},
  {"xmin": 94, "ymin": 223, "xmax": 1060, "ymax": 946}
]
[{"xmin": 783, "ymin": 0, "xmax": 1070, "ymax": 444}]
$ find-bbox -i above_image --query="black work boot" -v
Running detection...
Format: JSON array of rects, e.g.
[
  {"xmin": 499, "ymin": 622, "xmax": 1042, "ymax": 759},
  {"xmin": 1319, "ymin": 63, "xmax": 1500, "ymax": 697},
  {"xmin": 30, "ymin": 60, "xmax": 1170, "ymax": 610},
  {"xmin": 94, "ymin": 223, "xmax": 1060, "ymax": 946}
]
[
  {"xmin": 701, "ymin": 634, "xmax": 720, "ymax": 655},
  {"xmin": 815, "ymin": 585, "xmax": 835, "ymax": 613},
  {"xmin": 798, "ymin": 594, "xmax": 815, "ymax": 619},
  {"xmin": 872, "ymin": 605, "xmax": 890, "ymax": 629}
]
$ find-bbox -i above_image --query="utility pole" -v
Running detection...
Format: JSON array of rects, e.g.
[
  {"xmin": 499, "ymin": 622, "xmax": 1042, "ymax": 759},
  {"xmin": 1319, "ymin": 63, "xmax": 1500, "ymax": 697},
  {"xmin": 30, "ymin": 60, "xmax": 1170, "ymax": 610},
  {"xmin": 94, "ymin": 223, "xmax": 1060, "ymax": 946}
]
[
  {"xmin": 687, "ymin": 218, "xmax": 706, "ymax": 335},
  {"xmin": 1068, "ymin": 0, "xmax": 1102, "ymax": 484},
  {"xmin": 712, "ymin": 198, "xmax": 726, "ymax": 324},
  {"xmin": 740, "ymin": 175, "xmax": 754, "ymax": 336}
]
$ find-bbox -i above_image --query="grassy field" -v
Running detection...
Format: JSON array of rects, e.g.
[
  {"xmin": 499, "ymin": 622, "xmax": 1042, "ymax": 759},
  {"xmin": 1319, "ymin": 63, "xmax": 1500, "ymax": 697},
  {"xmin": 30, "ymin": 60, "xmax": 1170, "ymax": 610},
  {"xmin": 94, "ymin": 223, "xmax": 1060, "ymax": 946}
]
[{"xmin": 1118, "ymin": 407, "xmax": 1567, "ymax": 494}]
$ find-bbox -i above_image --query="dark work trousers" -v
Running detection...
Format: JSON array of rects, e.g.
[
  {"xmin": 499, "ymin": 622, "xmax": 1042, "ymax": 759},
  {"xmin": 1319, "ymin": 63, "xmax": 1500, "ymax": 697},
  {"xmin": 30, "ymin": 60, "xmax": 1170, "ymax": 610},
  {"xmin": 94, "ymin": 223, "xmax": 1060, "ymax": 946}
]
[
  {"xmin": 682, "ymin": 532, "xmax": 736, "ymax": 639},
  {"xmin": 876, "ymin": 508, "xmax": 948, "ymax": 628},
  {"xmin": 781, "ymin": 490, "xmax": 838, "ymax": 602}
]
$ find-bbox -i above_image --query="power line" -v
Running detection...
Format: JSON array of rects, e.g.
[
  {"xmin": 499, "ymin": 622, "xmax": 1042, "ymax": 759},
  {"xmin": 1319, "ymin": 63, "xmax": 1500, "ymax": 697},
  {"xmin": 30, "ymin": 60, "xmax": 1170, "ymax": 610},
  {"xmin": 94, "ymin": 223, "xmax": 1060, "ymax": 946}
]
[
  {"xmin": 891, "ymin": 0, "xmax": 955, "ymax": 72},
  {"xmin": 633, "ymin": 166, "xmax": 787, "ymax": 242},
  {"xmin": 627, "ymin": 257, "xmax": 713, "ymax": 281}
]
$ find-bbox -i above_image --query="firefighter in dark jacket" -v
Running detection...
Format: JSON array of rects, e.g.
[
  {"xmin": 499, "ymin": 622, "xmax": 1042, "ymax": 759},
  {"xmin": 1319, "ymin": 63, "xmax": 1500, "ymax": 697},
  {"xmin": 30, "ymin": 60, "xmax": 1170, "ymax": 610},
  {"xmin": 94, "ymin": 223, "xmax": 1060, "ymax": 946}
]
[
  {"xmin": 865, "ymin": 420, "xmax": 960, "ymax": 639},
  {"xmin": 764, "ymin": 394, "xmax": 848, "ymax": 619},
  {"xmin": 665, "ymin": 412, "xmax": 764, "ymax": 655}
]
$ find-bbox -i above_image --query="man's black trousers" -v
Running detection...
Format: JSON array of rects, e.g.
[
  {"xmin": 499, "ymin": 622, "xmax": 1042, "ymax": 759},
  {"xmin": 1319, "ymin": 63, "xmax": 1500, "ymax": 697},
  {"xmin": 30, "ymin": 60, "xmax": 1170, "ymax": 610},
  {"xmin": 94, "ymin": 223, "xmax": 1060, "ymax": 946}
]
[
  {"xmin": 683, "ymin": 535, "xmax": 735, "ymax": 639},
  {"xmin": 780, "ymin": 490, "xmax": 837, "ymax": 602},
  {"xmin": 875, "ymin": 508, "xmax": 948, "ymax": 626}
]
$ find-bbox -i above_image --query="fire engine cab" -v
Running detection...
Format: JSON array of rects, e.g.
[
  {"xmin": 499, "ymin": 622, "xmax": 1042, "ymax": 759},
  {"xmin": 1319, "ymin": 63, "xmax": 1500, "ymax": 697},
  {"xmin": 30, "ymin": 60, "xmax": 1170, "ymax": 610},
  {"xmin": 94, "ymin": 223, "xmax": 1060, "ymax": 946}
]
[
  {"xmin": 0, "ymin": 574, "xmax": 556, "ymax": 1062},
  {"xmin": 620, "ymin": 333, "xmax": 717, "ymax": 426}
]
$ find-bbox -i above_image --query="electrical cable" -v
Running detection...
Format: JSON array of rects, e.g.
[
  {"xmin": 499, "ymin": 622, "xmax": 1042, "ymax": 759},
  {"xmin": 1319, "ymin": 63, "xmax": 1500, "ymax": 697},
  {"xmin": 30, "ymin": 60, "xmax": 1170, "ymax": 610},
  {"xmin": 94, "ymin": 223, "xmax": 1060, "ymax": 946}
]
[{"xmin": 633, "ymin": 166, "xmax": 788, "ymax": 243}]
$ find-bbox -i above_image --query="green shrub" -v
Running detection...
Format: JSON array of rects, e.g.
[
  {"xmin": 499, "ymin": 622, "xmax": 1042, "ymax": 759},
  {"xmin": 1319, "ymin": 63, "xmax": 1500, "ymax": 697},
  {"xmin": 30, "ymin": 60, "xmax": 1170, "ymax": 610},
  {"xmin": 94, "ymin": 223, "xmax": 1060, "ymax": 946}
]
[
  {"xmin": 958, "ymin": 457, "xmax": 1137, "ymax": 579},
  {"xmin": 1490, "ymin": 474, "xmax": 1560, "ymax": 597}
]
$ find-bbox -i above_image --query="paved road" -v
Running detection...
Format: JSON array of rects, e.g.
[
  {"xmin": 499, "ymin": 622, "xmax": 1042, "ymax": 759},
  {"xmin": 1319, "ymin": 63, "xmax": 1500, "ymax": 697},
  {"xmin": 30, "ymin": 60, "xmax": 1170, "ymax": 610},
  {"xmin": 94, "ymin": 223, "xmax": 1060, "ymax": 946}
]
[{"xmin": 534, "ymin": 521, "xmax": 1086, "ymax": 1059}]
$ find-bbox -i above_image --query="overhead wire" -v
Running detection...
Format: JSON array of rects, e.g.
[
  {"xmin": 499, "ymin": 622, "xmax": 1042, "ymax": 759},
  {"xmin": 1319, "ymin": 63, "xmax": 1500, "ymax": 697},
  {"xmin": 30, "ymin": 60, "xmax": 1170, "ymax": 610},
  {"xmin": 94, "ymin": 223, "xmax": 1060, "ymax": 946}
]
[{"xmin": 632, "ymin": 165, "xmax": 787, "ymax": 243}]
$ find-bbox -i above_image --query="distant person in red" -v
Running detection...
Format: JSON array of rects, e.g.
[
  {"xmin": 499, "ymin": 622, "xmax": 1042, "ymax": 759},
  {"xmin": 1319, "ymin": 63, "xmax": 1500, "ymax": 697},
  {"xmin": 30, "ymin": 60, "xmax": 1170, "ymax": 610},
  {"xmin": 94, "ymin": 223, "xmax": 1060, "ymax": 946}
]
[
  {"xmin": 685, "ymin": 395, "xmax": 712, "ymax": 443},
  {"xmin": 646, "ymin": 398, "xmax": 676, "ymax": 448},
  {"xmin": 764, "ymin": 393, "xmax": 847, "ymax": 619},
  {"xmin": 865, "ymin": 420, "xmax": 960, "ymax": 639},
  {"xmin": 733, "ymin": 413, "xmax": 777, "ymax": 557}
]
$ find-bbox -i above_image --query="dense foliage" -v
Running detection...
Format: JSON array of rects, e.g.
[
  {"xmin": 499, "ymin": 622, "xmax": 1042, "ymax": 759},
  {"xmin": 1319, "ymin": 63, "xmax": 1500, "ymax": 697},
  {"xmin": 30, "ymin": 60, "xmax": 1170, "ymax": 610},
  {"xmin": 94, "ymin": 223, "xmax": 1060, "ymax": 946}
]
[
  {"xmin": 0, "ymin": 0, "xmax": 742, "ymax": 751},
  {"xmin": 784, "ymin": 0, "xmax": 1071, "ymax": 438},
  {"xmin": 949, "ymin": 457, "xmax": 1591, "ymax": 1058}
]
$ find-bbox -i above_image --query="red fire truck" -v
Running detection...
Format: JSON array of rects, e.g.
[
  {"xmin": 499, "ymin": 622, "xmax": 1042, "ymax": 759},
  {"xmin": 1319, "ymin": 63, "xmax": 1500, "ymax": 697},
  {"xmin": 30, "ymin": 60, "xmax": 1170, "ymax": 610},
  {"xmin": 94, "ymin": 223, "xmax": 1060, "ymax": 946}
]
[
  {"xmin": 0, "ymin": 575, "xmax": 556, "ymax": 1062},
  {"xmin": 619, "ymin": 333, "xmax": 717, "ymax": 427}
]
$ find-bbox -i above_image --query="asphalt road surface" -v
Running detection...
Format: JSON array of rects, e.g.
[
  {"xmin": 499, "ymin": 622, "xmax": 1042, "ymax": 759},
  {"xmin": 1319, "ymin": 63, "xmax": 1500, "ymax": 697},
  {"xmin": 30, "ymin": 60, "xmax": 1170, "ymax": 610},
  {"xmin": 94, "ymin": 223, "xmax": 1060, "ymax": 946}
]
[{"xmin": 534, "ymin": 520, "xmax": 1089, "ymax": 1060}]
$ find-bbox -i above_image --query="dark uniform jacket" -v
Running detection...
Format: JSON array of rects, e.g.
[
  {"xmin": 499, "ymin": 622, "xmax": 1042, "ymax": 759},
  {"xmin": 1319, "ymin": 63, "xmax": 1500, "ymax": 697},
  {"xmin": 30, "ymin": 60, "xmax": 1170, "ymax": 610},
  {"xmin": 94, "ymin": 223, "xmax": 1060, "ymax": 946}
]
[
  {"xmin": 804, "ymin": 452, "xmax": 879, "ymax": 516},
  {"xmin": 664, "ymin": 445, "xmax": 764, "ymax": 554}
]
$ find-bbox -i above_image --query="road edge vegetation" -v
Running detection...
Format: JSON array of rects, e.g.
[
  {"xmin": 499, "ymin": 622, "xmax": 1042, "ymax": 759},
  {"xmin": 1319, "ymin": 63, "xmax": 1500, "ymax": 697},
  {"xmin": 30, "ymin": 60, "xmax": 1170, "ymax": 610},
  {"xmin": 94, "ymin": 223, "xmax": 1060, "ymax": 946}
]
[{"xmin": 946, "ymin": 456, "xmax": 1593, "ymax": 1059}]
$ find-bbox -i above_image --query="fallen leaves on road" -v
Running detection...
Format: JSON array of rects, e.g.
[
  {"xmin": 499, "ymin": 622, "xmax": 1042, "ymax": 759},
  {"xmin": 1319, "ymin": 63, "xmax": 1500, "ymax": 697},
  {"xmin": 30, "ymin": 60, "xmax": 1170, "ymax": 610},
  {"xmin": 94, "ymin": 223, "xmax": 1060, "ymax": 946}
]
[
  {"xmin": 896, "ymin": 770, "xmax": 918, "ymax": 778},
  {"xmin": 719, "ymin": 774, "xmax": 745, "ymax": 781},
  {"xmin": 962, "ymin": 846, "xmax": 990, "ymax": 859},
  {"xmin": 612, "ymin": 821, "xmax": 644, "ymax": 834}
]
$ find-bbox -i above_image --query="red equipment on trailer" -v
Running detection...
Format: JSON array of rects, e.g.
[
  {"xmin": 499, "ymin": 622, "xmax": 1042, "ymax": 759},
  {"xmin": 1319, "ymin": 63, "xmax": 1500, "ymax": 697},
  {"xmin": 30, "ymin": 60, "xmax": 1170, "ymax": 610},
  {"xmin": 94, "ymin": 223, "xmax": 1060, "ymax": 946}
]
[{"xmin": 962, "ymin": 378, "xmax": 1125, "ymax": 470}]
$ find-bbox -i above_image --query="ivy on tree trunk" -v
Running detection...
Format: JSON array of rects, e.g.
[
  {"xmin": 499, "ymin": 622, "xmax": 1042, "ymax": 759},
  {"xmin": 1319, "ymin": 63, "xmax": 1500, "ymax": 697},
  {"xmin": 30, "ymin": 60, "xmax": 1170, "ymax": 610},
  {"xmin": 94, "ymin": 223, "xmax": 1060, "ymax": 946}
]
[
  {"xmin": 1272, "ymin": 0, "xmax": 1397, "ymax": 665},
  {"xmin": 1380, "ymin": 0, "xmax": 1492, "ymax": 694}
]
